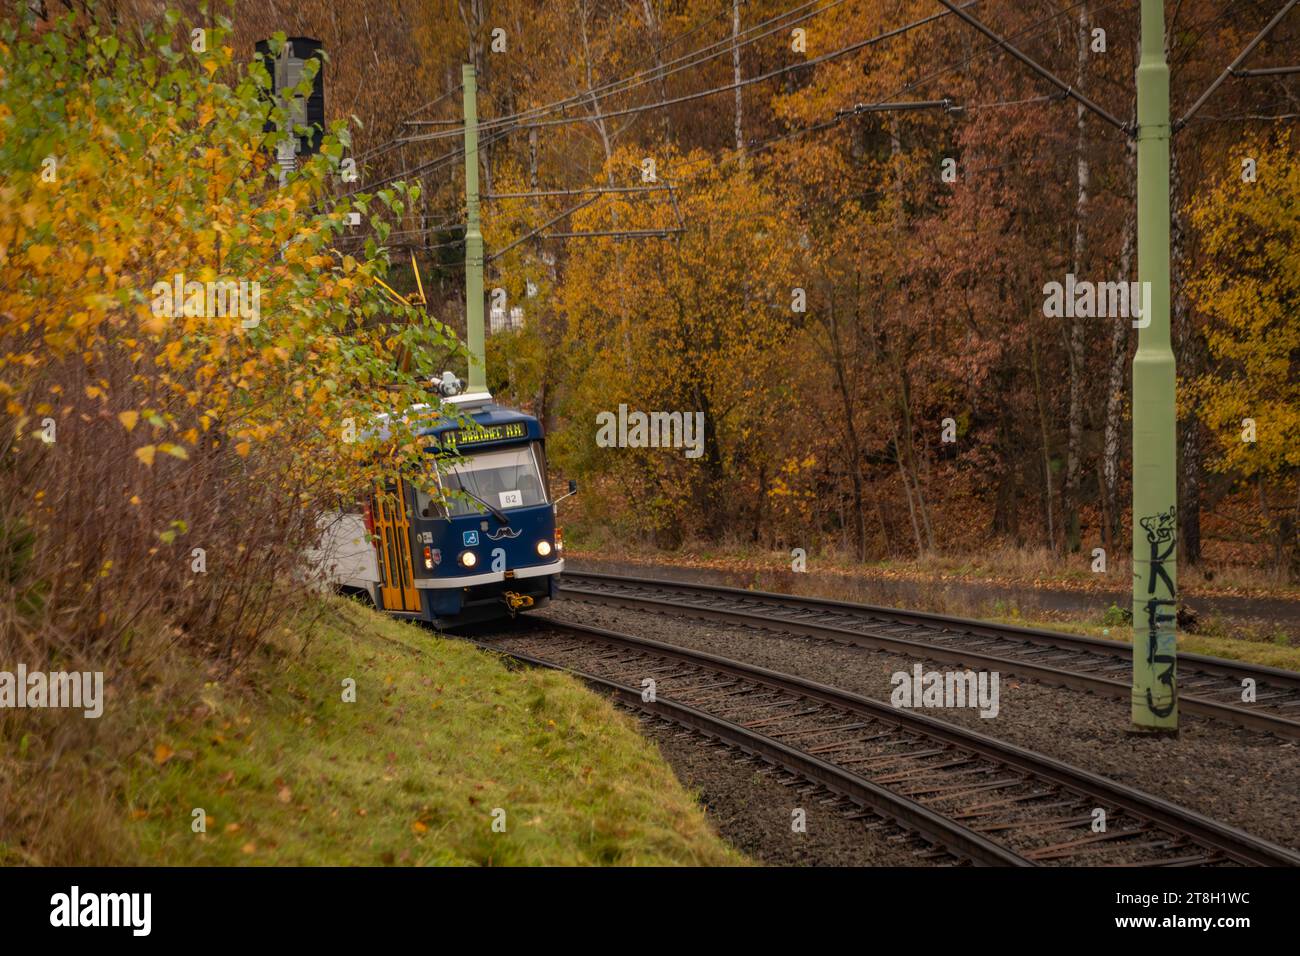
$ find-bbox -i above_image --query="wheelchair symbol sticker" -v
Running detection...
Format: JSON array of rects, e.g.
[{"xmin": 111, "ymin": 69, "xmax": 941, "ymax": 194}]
[{"xmin": 462, "ymin": 530, "xmax": 479, "ymax": 547}]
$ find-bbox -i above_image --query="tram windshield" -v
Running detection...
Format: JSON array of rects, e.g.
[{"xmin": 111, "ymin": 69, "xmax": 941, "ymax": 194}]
[{"xmin": 416, "ymin": 443, "xmax": 548, "ymax": 518}]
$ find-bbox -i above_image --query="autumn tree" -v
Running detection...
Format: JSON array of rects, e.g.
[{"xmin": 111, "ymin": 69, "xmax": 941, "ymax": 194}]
[
  {"xmin": 553, "ymin": 148, "xmax": 796, "ymax": 543},
  {"xmin": 0, "ymin": 12, "xmax": 450, "ymax": 665},
  {"xmin": 1189, "ymin": 128, "xmax": 1300, "ymax": 575}
]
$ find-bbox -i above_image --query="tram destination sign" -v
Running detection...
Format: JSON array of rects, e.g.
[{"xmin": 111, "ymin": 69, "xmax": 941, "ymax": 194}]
[{"xmin": 440, "ymin": 421, "xmax": 527, "ymax": 451}]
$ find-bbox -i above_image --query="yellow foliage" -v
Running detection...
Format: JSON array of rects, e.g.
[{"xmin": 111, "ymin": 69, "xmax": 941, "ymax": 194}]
[
  {"xmin": 553, "ymin": 147, "xmax": 797, "ymax": 534},
  {"xmin": 1189, "ymin": 128, "xmax": 1300, "ymax": 480}
]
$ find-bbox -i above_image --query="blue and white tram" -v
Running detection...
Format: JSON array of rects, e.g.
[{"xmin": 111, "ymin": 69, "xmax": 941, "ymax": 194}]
[{"xmin": 317, "ymin": 382, "xmax": 573, "ymax": 624}]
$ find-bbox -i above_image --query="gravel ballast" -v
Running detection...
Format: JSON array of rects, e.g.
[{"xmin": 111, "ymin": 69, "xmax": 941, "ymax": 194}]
[
  {"xmin": 631, "ymin": 715, "xmax": 934, "ymax": 866},
  {"xmin": 539, "ymin": 601, "xmax": 1300, "ymax": 852}
]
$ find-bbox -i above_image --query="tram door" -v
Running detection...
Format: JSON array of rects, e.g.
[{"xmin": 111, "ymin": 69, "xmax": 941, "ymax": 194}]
[{"xmin": 372, "ymin": 480, "xmax": 421, "ymax": 612}]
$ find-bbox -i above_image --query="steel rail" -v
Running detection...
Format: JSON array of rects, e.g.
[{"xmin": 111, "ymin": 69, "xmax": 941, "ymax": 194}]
[
  {"xmin": 559, "ymin": 571, "xmax": 1300, "ymax": 740},
  {"xmin": 373, "ymin": 618, "xmax": 1033, "ymax": 863},
  {"xmin": 478, "ymin": 639, "xmax": 1025, "ymax": 866},
  {"xmin": 487, "ymin": 619, "xmax": 1300, "ymax": 867}
]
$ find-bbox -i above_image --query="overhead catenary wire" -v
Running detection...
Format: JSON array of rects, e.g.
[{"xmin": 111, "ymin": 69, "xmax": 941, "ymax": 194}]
[
  {"xmin": 1186, "ymin": 109, "xmax": 1300, "ymax": 122},
  {"xmin": 545, "ymin": 228, "xmax": 683, "ymax": 239},
  {"xmin": 347, "ymin": 0, "xmax": 1113, "ymax": 258},
  {"xmin": 333, "ymin": 0, "xmax": 1124, "ymax": 217},
  {"xmin": 484, "ymin": 194, "xmax": 603, "ymax": 263},
  {"xmin": 836, "ymin": 99, "xmax": 956, "ymax": 117},
  {"xmin": 315, "ymin": 4, "xmax": 826, "ymax": 251},
  {"xmin": 1232, "ymin": 64, "xmax": 1300, "ymax": 77},
  {"xmin": 932, "ymin": 0, "xmax": 1130, "ymax": 133},
  {"xmin": 503, "ymin": 2, "xmax": 985, "ymax": 134},
  {"xmin": 1175, "ymin": 0, "xmax": 1299, "ymax": 132},
  {"xmin": 518, "ymin": 0, "xmax": 851, "ymax": 123},
  {"xmin": 337, "ymin": 0, "xmax": 980, "ymax": 236},
  {"xmin": 341, "ymin": 123, "xmax": 515, "ymax": 200},
  {"xmin": 481, "ymin": 1, "xmax": 1094, "ymax": 247},
  {"xmin": 948, "ymin": 91, "xmax": 1069, "ymax": 113},
  {"xmin": 353, "ymin": 83, "xmax": 464, "ymax": 163},
  {"xmin": 685, "ymin": 0, "xmax": 1126, "ymax": 173},
  {"xmin": 577, "ymin": 0, "xmax": 845, "ymax": 102},
  {"xmin": 484, "ymin": 185, "xmax": 675, "ymax": 200},
  {"xmin": 398, "ymin": 82, "xmax": 465, "ymax": 121},
  {"xmin": 395, "ymin": 0, "xmax": 864, "ymax": 146},
  {"xmin": 346, "ymin": 0, "xmax": 974, "ymax": 210}
]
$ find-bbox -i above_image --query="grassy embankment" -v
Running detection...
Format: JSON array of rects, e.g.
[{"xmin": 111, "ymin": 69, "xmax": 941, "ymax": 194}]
[{"xmin": 123, "ymin": 598, "xmax": 743, "ymax": 865}]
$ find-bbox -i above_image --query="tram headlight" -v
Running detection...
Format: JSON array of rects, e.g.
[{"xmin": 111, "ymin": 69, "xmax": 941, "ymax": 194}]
[
  {"xmin": 536, "ymin": 539, "xmax": 553, "ymax": 558},
  {"xmin": 459, "ymin": 550, "xmax": 478, "ymax": 568}
]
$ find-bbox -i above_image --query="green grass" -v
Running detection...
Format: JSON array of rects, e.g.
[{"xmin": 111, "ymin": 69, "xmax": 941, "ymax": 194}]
[{"xmin": 124, "ymin": 598, "xmax": 744, "ymax": 865}]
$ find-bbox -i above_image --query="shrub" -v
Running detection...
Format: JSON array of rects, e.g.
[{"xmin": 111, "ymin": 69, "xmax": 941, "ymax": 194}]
[{"xmin": 0, "ymin": 10, "xmax": 451, "ymax": 860}]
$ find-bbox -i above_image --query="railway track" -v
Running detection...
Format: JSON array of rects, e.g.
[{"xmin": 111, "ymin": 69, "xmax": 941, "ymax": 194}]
[
  {"xmin": 478, "ymin": 619, "xmax": 1300, "ymax": 867},
  {"xmin": 559, "ymin": 570, "xmax": 1300, "ymax": 740}
]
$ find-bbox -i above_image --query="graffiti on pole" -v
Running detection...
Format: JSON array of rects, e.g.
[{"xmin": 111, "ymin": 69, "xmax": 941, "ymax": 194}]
[{"xmin": 1138, "ymin": 506, "xmax": 1178, "ymax": 718}]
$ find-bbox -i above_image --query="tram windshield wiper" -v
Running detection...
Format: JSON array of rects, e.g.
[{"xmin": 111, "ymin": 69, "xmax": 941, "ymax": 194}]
[{"xmin": 459, "ymin": 488, "xmax": 510, "ymax": 525}]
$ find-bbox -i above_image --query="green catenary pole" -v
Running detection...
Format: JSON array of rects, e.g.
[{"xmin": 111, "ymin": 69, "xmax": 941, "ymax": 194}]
[
  {"xmin": 462, "ymin": 63, "xmax": 487, "ymax": 393},
  {"xmin": 1131, "ymin": 0, "xmax": 1178, "ymax": 733}
]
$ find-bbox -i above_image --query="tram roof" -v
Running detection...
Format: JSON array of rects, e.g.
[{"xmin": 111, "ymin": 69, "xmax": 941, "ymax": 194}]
[{"xmin": 367, "ymin": 400, "xmax": 542, "ymax": 449}]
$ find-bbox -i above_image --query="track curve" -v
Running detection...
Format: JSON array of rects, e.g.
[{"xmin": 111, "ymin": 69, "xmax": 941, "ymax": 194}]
[
  {"xmin": 478, "ymin": 618, "xmax": 1300, "ymax": 867},
  {"xmin": 559, "ymin": 570, "xmax": 1300, "ymax": 740}
]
